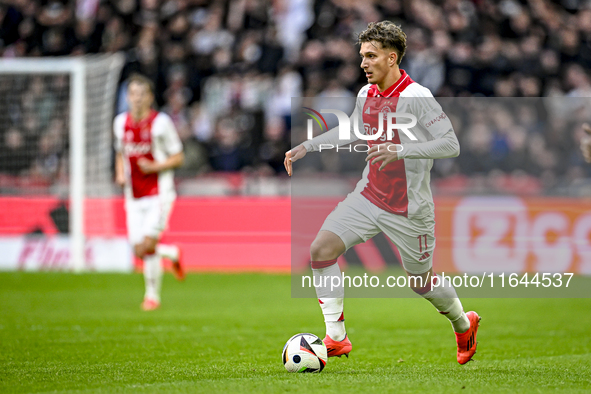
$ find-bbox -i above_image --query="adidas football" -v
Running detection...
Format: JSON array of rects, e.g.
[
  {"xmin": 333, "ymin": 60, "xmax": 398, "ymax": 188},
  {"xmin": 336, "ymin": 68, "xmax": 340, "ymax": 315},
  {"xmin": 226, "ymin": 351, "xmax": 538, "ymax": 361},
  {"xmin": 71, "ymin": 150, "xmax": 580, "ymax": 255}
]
[{"xmin": 282, "ymin": 333, "xmax": 328, "ymax": 373}]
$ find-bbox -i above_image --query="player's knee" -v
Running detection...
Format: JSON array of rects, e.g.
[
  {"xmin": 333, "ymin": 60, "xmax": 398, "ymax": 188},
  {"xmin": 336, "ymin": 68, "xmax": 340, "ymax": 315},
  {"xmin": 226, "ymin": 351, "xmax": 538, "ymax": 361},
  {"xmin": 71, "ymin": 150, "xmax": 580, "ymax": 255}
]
[
  {"xmin": 143, "ymin": 243, "xmax": 156, "ymax": 255},
  {"xmin": 310, "ymin": 239, "xmax": 339, "ymax": 262},
  {"xmin": 133, "ymin": 244, "xmax": 145, "ymax": 259},
  {"xmin": 140, "ymin": 236, "xmax": 158, "ymax": 256},
  {"xmin": 409, "ymin": 279, "xmax": 424, "ymax": 294},
  {"xmin": 408, "ymin": 273, "xmax": 432, "ymax": 294}
]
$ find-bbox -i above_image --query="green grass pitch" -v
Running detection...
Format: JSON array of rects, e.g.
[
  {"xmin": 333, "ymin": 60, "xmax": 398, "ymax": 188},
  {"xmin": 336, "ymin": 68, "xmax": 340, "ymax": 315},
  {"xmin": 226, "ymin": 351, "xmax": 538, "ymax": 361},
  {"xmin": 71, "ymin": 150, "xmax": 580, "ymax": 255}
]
[{"xmin": 1, "ymin": 272, "xmax": 590, "ymax": 393}]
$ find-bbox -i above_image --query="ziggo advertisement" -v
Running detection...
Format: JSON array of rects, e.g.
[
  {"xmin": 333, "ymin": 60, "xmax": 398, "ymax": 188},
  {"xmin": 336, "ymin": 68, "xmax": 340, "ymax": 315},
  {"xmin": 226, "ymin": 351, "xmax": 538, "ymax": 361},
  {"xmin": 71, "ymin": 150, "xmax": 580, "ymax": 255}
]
[{"xmin": 434, "ymin": 196, "xmax": 591, "ymax": 275}]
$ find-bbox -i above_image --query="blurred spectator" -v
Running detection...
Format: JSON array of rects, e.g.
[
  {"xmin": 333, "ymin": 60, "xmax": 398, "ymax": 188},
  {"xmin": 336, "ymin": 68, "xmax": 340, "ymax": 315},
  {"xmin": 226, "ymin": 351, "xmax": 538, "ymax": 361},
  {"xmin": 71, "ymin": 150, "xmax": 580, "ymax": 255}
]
[
  {"xmin": 502, "ymin": 126, "xmax": 530, "ymax": 174},
  {"xmin": 37, "ymin": 0, "xmax": 72, "ymax": 28},
  {"xmin": 22, "ymin": 76, "xmax": 55, "ymax": 130},
  {"xmin": 190, "ymin": 6, "xmax": 233, "ymax": 57},
  {"xmin": 2, "ymin": 0, "xmax": 591, "ymax": 196},
  {"xmin": 565, "ymin": 64, "xmax": 591, "ymax": 97},
  {"xmin": 405, "ymin": 27, "xmax": 444, "ymax": 93},
  {"xmin": 267, "ymin": 65, "xmax": 302, "ymax": 129},
  {"xmin": 101, "ymin": 15, "xmax": 129, "ymax": 53},
  {"xmin": 0, "ymin": 4, "xmax": 23, "ymax": 49},
  {"xmin": 164, "ymin": 89, "xmax": 210, "ymax": 176},
  {"xmin": 257, "ymin": 117, "xmax": 290, "ymax": 175},
  {"xmin": 0, "ymin": 128, "xmax": 31, "ymax": 176},
  {"xmin": 209, "ymin": 118, "xmax": 252, "ymax": 172},
  {"xmin": 30, "ymin": 128, "xmax": 64, "ymax": 183},
  {"xmin": 457, "ymin": 123, "xmax": 495, "ymax": 176},
  {"xmin": 70, "ymin": 18, "xmax": 102, "ymax": 54},
  {"xmin": 190, "ymin": 103, "xmax": 214, "ymax": 142}
]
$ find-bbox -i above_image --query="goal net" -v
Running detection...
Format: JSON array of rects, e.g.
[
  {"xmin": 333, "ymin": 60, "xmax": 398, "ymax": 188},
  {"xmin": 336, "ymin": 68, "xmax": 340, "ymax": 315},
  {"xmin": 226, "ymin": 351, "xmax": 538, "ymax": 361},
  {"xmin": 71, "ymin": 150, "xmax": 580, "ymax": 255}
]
[{"xmin": 0, "ymin": 54, "xmax": 125, "ymax": 271}]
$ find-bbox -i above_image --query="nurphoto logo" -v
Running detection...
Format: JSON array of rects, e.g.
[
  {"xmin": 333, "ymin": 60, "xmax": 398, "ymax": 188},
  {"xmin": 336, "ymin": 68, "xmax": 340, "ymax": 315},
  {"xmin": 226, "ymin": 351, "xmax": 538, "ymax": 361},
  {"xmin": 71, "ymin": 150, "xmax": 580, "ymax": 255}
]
[{"xmin": 302, "ymin": 107, "xmax": 418, "ymax": 152}]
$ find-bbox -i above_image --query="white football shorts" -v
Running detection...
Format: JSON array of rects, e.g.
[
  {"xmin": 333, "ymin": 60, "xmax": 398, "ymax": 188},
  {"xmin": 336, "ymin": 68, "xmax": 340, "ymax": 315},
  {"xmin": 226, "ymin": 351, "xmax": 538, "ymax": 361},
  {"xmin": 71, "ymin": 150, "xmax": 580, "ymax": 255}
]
[
  {"xmin": 320, "ymin": 192, "xmax": 435, "ymax": 274},
  {"xmin": 124, "ymin": 195, "xmax": 175, "ymax": 245}
]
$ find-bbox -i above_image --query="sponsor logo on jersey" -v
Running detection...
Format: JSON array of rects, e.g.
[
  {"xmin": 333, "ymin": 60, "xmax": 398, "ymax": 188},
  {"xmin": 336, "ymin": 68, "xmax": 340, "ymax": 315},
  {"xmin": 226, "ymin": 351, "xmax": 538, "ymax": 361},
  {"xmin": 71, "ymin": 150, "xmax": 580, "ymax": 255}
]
[
  {"xmin": 425, "ymin": 112, "xmax": 447, "ymax": 128},
  {"xmin": 123, "ymin": 142, "xmax": 151, "ymax": 156},
  {"xmin": 363, "ymin": 122, "xmax": 389, "ymax": 142}
]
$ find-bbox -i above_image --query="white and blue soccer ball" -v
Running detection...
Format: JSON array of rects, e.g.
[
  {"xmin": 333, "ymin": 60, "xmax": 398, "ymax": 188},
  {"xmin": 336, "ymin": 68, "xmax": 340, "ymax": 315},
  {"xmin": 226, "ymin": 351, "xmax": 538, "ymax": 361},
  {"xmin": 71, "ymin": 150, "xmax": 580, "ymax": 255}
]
[{"xmin": 282, "ymin": 333, "xmax": 328, "ymax": 373}]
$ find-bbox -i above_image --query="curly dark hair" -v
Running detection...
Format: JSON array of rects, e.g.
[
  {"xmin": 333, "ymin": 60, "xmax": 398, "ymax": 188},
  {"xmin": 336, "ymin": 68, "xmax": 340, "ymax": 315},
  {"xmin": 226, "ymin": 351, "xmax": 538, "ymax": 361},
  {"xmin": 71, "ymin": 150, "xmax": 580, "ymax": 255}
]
[{"xmin": 358, "ymin": 21, "xmax": 407, "ymax": 65}]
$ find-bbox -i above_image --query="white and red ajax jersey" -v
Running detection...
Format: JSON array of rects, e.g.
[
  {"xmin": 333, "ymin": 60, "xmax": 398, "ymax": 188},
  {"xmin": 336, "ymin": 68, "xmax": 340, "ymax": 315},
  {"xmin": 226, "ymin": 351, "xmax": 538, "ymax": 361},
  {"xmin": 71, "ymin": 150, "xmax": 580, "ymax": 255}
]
[
  {"xmin": 303, "ymin": 69, "xmax": 458, "ymax": 219},
  {"xmin": 114, "ymin": 110, "xmax": 183, "ymax": 201}
]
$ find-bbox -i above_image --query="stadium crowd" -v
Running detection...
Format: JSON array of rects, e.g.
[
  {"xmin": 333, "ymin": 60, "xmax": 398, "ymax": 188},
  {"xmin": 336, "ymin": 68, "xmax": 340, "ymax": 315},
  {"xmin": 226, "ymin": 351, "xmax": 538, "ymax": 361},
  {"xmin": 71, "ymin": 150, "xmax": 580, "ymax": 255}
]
[{"xmin": 1, "ymin": 0, "xmax": 591, "ymax": 195}]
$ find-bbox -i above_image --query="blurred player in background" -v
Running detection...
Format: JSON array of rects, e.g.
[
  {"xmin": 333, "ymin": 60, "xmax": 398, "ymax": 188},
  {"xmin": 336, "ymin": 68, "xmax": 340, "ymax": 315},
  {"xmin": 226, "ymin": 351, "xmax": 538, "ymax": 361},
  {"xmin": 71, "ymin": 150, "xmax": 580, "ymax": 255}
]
[
  {"xmin": 285, "ymin": 21, "xmax": 480, "ymax": 364},
  {"xmin": 114, "ymin": 74, "xmax": 185, "ymax": 311}
]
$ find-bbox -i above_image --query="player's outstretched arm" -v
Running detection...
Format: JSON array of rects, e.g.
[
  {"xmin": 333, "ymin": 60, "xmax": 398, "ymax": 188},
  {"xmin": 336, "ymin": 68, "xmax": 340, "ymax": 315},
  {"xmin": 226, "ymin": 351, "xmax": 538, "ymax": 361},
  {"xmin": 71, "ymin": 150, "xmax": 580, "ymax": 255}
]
[
  {"xmin": 284, "ymin": 145, "xmax": 307, "ymax": 176},
  {"xmin": 398, "ymin": 129, "xmax": 460, "ymax": 160},
  {"xmin": 580, "ymin": 123, "xmax": 591, "ymax": 163}
]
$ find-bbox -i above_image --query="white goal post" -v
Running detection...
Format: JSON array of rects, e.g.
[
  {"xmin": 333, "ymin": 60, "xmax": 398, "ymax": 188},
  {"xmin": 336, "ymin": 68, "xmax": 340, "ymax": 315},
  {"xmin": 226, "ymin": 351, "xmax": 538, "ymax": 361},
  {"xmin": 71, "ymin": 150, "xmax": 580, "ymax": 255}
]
[{"xmin": 0, "ymin": 54, "xmax": 125, "ymax": 271}]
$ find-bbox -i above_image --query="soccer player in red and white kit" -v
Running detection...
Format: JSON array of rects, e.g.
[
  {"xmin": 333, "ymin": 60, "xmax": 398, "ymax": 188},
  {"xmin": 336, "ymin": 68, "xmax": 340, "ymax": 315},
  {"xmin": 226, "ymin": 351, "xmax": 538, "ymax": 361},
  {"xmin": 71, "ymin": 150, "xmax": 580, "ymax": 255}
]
[
  {"xmin": 285, "ymin": 21, "xmax": 480, "ymax": 364},
  {"xmin": 114, "ymin": 74, "xmax": 185, "ymax": 311}
]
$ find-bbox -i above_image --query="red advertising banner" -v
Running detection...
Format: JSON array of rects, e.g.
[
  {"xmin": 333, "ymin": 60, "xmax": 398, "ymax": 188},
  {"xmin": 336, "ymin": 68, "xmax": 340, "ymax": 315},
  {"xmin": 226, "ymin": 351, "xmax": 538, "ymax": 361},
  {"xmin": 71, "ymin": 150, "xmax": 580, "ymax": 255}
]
[
  {"xmin": 0, "ymin": 197, "xmax": 291, "ymax": 272},
  {"xmin": 1, "ymin": 196, "xmax": 590, "ymax": 274}
]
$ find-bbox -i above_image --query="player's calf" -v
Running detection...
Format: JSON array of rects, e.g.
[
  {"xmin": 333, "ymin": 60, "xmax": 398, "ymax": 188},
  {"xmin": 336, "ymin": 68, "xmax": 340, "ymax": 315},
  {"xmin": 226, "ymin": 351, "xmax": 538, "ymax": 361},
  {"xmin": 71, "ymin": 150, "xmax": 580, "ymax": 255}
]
[
  {"xmin": 313, "ymin": 261, "xmax": 346, "ymax": 343},
  {"xmin": 142, "ymin": 253, "xmax": 162, "ymax": 309},
  {"xmin": 410, "ymin": 271, "xmax": 472, "ymax": 338},
  {"xmin": 310, "ymin": 232, "xmax": 348, "ymax": 352}
]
